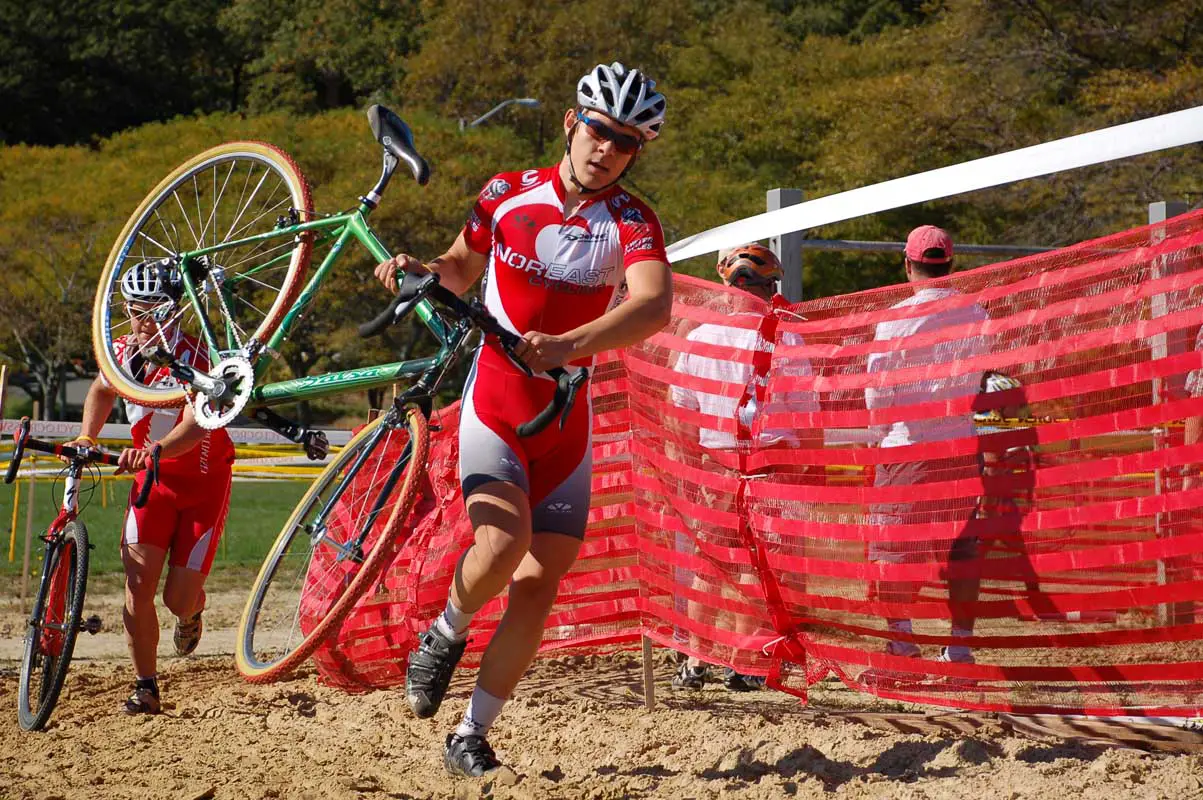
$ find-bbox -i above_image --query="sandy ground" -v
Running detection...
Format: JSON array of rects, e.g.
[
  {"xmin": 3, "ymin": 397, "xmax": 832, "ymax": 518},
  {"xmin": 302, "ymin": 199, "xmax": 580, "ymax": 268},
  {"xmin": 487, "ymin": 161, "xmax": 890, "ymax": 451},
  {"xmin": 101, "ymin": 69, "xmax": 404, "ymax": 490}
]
[{"xmin": 3, "ymin": 587, "xmax": 1203, "ymax": 800}]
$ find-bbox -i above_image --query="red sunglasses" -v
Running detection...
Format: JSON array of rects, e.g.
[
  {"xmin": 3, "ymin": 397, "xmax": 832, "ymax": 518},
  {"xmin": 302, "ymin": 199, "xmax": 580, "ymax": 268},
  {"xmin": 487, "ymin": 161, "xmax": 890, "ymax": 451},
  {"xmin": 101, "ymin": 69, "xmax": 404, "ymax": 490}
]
[{"xmin": 575, "ymin": 112, "xmax": 643, "ymax": 155}]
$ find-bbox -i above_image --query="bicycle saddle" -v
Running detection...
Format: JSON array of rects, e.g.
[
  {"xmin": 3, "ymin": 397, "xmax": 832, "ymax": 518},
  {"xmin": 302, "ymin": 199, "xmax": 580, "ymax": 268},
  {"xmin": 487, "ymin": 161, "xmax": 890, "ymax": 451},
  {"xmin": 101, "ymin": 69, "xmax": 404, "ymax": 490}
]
[{"xmin": 368, "ymin": 105, "xmax": 430, "ymax": 185}]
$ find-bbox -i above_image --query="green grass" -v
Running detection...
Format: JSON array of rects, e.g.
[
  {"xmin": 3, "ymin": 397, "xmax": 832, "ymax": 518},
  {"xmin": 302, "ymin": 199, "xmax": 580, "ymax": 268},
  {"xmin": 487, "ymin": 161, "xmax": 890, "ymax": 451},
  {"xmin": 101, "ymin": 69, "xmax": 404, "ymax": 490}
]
[{"xmin": 0, "ymin": 477, "xmax": 308, "ymax": 578}]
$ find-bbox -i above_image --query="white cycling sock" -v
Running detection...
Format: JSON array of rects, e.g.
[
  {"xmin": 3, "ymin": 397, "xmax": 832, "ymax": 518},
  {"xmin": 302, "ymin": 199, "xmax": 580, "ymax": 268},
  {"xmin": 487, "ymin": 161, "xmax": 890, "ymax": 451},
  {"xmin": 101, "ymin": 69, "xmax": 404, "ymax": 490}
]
[
  {"xmin": 434, "ymin": 597, "xmax": 473, "ymax": 642},
  {"xmin": 454, "ymin": 687, "xmax": 505, "ymax": 739}
]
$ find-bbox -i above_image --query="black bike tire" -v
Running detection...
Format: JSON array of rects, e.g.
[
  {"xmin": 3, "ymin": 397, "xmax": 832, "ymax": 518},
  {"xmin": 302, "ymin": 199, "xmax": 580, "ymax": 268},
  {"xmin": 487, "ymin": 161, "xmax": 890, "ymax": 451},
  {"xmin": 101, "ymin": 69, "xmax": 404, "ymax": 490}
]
[
  {"xmin": 235, "ymin": 407, "xmax": 429, "ymax": 683},
  {"xmin": 17, "ymin": 521, "xmax": 89, "ymax": 731}
]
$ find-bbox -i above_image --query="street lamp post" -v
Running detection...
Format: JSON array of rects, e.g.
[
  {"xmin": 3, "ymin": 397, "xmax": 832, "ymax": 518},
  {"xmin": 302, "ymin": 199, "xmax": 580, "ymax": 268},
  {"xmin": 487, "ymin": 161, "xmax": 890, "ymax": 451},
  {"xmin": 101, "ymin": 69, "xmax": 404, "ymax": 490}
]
[{"xmin": 459, "ymin": 98, "xmax": 541, "ymax": 131}]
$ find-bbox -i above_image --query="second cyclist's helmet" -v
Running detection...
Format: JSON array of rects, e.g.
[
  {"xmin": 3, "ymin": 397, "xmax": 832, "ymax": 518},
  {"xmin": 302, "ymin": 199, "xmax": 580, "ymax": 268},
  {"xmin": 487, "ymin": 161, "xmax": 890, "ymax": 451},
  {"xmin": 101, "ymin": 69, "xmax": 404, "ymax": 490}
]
[
  {"xmin": 577, "ymin": 62, "xmax": 666, "ymax": 141},
  {"xmin": 717, "ymin": 244, "xmax": 783, "ymax": 285},
  {"xmin": 120, "ymin": 261, "xmax": 177, "ymax": 305}
]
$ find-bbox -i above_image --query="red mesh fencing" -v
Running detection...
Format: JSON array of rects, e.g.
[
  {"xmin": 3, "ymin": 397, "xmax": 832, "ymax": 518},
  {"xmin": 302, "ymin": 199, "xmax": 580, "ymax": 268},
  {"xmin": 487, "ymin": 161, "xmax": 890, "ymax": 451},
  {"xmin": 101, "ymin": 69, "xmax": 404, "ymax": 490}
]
[{"xmin": 311, "ymin": 210, "xmax": 1203, "ymax": 715}]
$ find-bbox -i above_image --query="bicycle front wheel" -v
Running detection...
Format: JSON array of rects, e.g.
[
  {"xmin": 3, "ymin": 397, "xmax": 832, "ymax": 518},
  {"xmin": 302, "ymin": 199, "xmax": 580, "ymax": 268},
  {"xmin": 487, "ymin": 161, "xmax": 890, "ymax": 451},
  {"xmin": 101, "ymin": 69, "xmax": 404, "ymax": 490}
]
[
  {"xmin": 18, "ymin": 522, "xmax": 88, "ymax": 731},
  {"xmin": 236, "ymin": 406, "xmax": 430, "ymax": 683},
  {"xmin": 93, "ymin": 142, "xmax": 314, "ymax": 408}
]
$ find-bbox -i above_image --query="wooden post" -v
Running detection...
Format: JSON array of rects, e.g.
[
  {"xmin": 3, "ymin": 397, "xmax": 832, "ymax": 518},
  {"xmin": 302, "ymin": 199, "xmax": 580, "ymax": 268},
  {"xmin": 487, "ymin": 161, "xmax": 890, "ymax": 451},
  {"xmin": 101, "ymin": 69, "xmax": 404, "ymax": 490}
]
[
  {"xmin": 0, "ymin": 364, "xmax": 7, "ymax": 418},
  {"xmin": 19, "ymin": 402, "xmax": 38, "ymax": 606},
  {"xmin": 642, "ymin": 635, "xmax": 655, "ymax": 711}
]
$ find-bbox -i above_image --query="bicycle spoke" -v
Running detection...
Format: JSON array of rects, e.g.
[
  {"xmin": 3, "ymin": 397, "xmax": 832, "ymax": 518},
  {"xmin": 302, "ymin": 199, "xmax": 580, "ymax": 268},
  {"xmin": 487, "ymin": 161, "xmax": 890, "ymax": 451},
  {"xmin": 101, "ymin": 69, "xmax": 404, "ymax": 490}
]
[
  {"xmin": 173, "ymin": 185, "xmax": 203, "ymax": 250},
  {"xmin": 134, "ymin": 225, "xmax": 179, "ymax": 260},
  {"xmin": 232, "ymin": 292, "xmax": 269, "ymax": 320}
]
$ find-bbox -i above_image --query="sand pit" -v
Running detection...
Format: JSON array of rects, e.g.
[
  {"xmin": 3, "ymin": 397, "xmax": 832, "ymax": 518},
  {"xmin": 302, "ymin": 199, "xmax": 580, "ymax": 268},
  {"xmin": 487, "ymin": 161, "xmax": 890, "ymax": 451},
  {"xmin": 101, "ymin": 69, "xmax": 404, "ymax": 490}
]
[{"xmin": 3, "ymin": 588, "xmax": 1203, "ymax": 800}]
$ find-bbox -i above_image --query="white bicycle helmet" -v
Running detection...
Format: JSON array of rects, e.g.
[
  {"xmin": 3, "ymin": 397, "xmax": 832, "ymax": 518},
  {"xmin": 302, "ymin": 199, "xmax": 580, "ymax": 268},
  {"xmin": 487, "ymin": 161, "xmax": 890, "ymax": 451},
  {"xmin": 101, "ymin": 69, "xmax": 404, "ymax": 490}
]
[
  {"xmin": 577, "ymin": 62, "xmax": 666, "ymax": 141},
  {"xmin": 119, "ymin": 261, "xmax": 177, "ymax": 306}
]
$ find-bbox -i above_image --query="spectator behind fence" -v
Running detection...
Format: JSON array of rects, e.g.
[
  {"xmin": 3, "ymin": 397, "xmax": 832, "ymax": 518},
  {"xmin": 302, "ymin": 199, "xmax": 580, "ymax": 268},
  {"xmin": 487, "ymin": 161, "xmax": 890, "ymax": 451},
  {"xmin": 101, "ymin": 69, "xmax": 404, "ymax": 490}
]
[
  {"xmin": 863, "ymin": 226, "xmax": 989, "ymax": 678},
  {"xmin": 666, "ymin": 244, "xmax": 819, "ymax": 691}
]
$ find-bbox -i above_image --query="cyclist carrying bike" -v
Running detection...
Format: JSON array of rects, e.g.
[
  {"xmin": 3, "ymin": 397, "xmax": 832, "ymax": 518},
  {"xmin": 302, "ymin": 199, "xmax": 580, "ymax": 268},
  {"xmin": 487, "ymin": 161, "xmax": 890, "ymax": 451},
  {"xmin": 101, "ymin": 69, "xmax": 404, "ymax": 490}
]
[
  {"xmin": 375, "ymin": 61, "xmax": 672, "ymax": 778},
  {"xmin": 66, "ymin": 262, "xmax": 234, "ymax": 714}
]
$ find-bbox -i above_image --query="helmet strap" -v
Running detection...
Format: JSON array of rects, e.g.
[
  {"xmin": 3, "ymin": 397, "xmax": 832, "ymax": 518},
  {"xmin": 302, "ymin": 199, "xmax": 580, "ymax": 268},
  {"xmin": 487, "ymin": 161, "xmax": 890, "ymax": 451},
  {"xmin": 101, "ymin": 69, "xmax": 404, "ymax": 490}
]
[{"xmin": 564, "ymin": 123, "xmax": 634, "ymax": 196}]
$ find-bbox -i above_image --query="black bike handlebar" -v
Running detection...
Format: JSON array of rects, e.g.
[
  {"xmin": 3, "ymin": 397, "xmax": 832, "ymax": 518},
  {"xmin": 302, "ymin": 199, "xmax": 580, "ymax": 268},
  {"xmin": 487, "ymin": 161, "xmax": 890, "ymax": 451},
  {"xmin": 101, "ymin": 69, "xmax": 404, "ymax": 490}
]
[
  {"xmin": 5, "ymin": 417, "xmax": 162, "ymax": 508},
  {"xmin": 360, "ymin": 272, "xmax": 589, "ymax": 437}
]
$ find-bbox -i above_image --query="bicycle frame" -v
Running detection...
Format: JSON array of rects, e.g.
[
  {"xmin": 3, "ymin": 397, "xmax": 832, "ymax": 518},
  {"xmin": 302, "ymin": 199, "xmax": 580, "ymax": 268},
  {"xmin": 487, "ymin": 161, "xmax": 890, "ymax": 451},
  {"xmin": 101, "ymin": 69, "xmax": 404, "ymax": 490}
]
[
  {"xmin": 171, "ymin": 203, "xmax": 455, "ymax": 408},
  {"xmin": 26, "ymin": 461, "xmax": 82, "ymax": 610}
]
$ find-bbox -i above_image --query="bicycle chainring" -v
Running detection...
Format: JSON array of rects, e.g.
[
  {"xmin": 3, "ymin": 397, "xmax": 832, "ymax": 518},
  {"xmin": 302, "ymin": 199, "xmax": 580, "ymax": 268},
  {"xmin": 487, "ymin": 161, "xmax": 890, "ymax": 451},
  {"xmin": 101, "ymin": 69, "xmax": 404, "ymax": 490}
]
[{"xmin": 192, "ymin": 356, "xmax": 255, "ymax": 430}]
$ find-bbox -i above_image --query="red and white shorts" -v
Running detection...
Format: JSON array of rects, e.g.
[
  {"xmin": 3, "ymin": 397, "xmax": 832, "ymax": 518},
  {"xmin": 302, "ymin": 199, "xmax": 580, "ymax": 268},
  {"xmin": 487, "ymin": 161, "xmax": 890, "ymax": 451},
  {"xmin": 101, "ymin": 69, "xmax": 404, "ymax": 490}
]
[
  {"xmin": 122, "ymin": 471, "xmax": 233, "ymax": 575},
  {"xmin": 458, "ymin": 344, "xmax": 592, "ymax": 539}
]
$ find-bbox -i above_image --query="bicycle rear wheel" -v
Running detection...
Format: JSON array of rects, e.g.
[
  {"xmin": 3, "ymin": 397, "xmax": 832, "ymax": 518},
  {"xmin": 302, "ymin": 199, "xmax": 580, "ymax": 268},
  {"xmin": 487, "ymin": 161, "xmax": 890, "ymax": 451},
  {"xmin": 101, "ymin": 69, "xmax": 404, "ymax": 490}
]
[
  {"xmin": 93, "ymin": 141, "xmax": 314, "ymax": 408},
  {"xmin": 235, "ymin": 406, "xmax": 429, "ymax": 683},
  {"xmin": 18, "ymin": 522, "xmax": 88, "ymax": 731}
]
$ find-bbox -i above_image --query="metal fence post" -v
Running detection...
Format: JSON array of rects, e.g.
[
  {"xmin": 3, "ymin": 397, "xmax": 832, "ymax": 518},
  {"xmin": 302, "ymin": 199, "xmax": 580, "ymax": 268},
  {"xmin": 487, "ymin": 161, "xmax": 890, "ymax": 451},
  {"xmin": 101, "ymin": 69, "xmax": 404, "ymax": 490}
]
[
  {"xmin": 1149, "ymin": 200, "xmax": 1191, "ymax": 626},
  {"xmin": 767, "ymin": 189, "xmax": 804, "ymax": 302}
]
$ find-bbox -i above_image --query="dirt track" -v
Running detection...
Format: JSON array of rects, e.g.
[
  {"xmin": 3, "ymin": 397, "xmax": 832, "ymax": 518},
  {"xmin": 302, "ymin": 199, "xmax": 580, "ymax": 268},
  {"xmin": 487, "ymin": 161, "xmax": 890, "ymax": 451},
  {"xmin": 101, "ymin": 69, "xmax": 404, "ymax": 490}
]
[{"xmin": 3, "ymin": 590, "xmax": 1203, "ymax": 799}]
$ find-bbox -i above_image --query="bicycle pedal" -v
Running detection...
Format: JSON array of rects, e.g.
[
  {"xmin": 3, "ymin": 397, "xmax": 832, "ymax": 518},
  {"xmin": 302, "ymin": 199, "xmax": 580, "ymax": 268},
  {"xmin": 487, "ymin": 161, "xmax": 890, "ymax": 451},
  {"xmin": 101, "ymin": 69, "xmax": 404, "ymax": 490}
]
[
  {"xmin": 80, "ymin": 615, "xmax": 103, "ymax": 635},
  {"xmin": 302, "ymin": 430, "xmax": 330, "ymax": 461}
]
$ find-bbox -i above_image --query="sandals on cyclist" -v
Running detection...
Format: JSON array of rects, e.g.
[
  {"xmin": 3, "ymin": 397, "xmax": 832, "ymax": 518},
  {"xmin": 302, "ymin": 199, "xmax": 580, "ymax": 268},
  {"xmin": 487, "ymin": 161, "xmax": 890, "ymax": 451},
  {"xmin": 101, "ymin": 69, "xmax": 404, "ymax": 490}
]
[
  {"xmin": 173, "ymin": 610, "xmax": 204, "ymax": 656},
  {"xmin": 123, "ymin": 685, "xmax": 162, "ymax": 715}
]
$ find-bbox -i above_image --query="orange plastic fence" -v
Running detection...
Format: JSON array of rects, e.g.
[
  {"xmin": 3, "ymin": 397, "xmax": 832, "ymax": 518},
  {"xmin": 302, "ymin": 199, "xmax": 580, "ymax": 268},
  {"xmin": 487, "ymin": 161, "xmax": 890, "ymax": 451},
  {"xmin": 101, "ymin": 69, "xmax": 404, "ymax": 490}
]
[{"xmin": 308, "ymin": 210, "xmax": 1203, "ymax": 715}]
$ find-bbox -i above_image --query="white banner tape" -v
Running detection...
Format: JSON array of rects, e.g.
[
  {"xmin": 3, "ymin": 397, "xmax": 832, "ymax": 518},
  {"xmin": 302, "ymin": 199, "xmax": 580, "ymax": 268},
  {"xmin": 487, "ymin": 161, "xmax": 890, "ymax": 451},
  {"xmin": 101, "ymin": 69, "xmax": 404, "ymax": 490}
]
[{"xmin": 666, "ymin": 105, "xmax": 1203, "ymax": 263}]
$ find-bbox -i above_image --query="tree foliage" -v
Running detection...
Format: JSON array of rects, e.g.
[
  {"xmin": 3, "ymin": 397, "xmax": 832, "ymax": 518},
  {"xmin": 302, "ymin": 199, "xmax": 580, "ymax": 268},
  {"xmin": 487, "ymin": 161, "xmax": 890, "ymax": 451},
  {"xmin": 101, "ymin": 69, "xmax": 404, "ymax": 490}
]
[{"xmin": 3, "ymin": 0, "xmax": 1202, "ymax": 420}]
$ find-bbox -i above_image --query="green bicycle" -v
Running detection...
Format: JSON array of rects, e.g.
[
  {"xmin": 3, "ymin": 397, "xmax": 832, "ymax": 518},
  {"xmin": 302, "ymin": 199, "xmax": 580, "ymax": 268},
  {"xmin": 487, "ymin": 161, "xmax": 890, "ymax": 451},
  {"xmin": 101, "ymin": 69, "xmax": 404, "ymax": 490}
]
[{"xmin": 91, "ymin": 106, "xmax": 588, "ymax": 682}]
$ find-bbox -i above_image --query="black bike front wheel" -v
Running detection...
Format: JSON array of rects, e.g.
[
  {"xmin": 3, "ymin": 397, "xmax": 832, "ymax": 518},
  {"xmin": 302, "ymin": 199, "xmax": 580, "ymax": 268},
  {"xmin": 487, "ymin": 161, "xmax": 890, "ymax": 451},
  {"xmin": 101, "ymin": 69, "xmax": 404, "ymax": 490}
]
[{"xmin": 18, "ymin": 521, "xmax": 89, "ymax": 731}]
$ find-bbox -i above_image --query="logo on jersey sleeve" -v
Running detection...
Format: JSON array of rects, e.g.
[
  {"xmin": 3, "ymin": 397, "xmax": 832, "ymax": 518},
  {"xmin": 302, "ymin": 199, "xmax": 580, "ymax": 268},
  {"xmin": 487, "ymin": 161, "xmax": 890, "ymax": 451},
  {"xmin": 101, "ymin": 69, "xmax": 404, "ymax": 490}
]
[
  {"xmin": 482, "ymin": 178, "xmax": 511, "ymax": 202},
  {"xmin": 520, "ymin": 170, "xmax": 540, "ymax": 187},
  {"xmin": 620, "ymin": 207, "xmax": 645, "ymax": 225},
  {"xmin": 468, "ymin": 210, "xmax": 483, "ymax": 232},
  {"xmin": 625, "ymin": 236, "xmax": 655, "ymax": 254},
  {"xmin": 609, "ymin": 192, "xmax": 631, "ymax": 209}
]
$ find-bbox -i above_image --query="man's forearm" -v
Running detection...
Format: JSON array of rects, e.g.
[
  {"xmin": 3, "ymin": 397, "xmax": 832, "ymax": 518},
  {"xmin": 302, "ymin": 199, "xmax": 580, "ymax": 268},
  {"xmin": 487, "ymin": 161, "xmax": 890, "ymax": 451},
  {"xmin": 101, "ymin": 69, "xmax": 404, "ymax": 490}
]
[
  {"xmin": 564, "ymin": 293, "xmax": 672, "ymax": 362},
  {"xmin": 79, "ymin": 381, "xmax": 116, "ymax": 440},
  {"xmin": 426, "ymin": 252, "xmax": 477, "ymax": 297}
]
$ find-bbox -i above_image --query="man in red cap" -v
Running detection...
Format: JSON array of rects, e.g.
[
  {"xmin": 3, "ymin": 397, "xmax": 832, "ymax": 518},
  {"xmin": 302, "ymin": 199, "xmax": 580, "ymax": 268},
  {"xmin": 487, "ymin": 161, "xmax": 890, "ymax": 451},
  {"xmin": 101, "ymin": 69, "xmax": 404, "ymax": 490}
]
[{"xmin": 863, "ymin": 225, "xmax": 988, "ymax": 682}]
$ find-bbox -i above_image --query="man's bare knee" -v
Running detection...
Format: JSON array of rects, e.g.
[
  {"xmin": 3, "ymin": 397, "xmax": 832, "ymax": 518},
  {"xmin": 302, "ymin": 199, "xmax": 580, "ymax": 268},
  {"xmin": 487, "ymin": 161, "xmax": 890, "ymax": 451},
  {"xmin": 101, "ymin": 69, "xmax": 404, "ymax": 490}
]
[{"xmin": 508, "ymin": 573, "xmax": 561, "ymax": 613}]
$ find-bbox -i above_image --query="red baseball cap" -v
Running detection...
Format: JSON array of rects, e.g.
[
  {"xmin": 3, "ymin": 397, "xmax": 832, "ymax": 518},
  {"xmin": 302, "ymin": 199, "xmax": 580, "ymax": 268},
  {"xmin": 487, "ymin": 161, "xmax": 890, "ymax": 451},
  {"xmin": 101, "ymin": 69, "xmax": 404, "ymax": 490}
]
[{"xmin": 905, "ymin": 225, "xmax": 954, "ymax": 264}]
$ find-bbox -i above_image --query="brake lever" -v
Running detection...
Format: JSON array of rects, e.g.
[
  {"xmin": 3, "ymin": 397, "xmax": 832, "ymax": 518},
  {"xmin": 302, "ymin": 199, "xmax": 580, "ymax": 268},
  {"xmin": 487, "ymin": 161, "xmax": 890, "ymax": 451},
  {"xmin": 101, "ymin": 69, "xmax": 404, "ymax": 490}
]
[
  {"xmin": 495, "ymin": 329, "xmax": 536, "ymax": 379},
  {"xmin": 557, "ymin": 369, "xmax": 589, "ymax": 430}
]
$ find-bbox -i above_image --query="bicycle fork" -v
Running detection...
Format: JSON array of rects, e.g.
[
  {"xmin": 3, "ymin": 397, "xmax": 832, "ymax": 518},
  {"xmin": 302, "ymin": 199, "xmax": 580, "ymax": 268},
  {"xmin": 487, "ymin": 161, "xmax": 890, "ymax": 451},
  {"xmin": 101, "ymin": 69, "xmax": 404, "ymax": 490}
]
[
  {"xmin": 303, "ymin": 407, "xmax": 416, "ymax": 565},
  {"xmin": 28, "ymin": 464, "xmax": 102, "ymax": 648}
]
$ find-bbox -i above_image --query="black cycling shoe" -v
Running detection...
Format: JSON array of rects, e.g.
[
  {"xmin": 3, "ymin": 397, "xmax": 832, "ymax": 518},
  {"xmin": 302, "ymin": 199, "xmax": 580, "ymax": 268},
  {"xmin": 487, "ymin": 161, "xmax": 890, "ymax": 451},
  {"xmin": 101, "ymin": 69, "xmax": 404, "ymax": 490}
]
[
  {"xmin": 406, "ymin": 623, "xmax": 467, "ymax": 718},
  {"xmin": 444, "ymin": 733, "xmax": 502, "ymax": 778},
  {"xmin": 723, "ymin": 668, "xmax": 763, "ymax": 692},
  {"xmin": 672, "ymin": 661, "xmax": 708, "ymax": 690}
]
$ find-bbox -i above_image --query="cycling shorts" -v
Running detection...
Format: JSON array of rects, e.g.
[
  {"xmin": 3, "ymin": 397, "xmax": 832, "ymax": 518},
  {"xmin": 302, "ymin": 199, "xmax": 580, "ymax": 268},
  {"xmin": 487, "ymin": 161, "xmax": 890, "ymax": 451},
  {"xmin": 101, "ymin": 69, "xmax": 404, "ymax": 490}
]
[
  {"xmin": 121, "ymin": 470, "xmax": 233, "ymax": 575},
  {"xmin": 458, "ymin": 345, "xmax": 592, "ymax": 539}
]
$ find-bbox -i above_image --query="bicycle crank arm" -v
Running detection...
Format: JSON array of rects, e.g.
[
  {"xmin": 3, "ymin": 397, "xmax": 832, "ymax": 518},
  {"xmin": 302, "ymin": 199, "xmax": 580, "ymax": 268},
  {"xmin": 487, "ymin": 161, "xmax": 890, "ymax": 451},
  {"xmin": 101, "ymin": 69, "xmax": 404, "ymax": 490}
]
[
  {"xmin": 247, "ymin": 407, "xmax": 330, "ymax": 460},
  {"xmin": 148, "ymin": 347, "xmax": 227, "ymax": 399}
]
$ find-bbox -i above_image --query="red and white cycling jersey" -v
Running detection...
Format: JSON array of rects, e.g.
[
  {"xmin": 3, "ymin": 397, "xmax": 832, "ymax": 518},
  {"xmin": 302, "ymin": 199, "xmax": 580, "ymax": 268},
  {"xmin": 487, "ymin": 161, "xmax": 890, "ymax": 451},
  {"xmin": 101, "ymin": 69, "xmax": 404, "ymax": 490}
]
[
  {"xmin": 106, "ymin": 333, "xmax": 234, "ymax": 479},
  {"xmin": 462, "ymin": 166, "xmax": 668, "ymax": 369}
]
